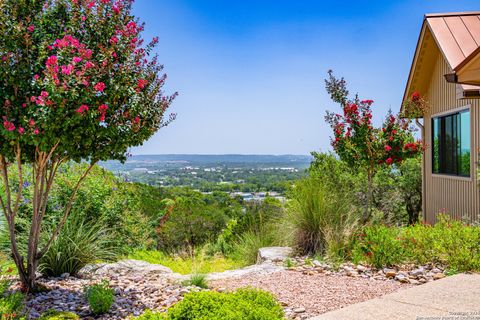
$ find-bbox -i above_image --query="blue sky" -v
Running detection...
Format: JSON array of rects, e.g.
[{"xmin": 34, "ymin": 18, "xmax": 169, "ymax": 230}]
[{"xmin": 131, "ymin": 0, "xmax": 479, "ymax": 155}]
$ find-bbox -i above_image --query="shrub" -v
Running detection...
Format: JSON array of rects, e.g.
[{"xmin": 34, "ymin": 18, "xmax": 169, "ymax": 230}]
[
  {"xmin": 38, "ymin": 310, "xmax": 80, "ymax": 320},
  {"xmin": 138, "ymin": 288, "xmax": 284, "ymax": 320},
  {"xmin": 286, "ymin": 175, "xmax": 359, "ymax": 258},
  {"xmin": 84, "ymin": 281, "xmax": 114, "ymax": 315},
  {"xmin": 39, "ymin": 216, "xmax": 118, "ymax": 277},
  {"xmin": 182, "ymin": 274, "xmax": 208, "ymax": 289},
  {"xmin": 133, "ymin": 310, "xmax": 166, "ymax": 320},
  {"xmin": 351, "ymin": 225, "xmax": 404, "ymax": 268},
  {"xmin": 350, "ymin": 216, "xmax": 480, "ymax": 271},
  {"xmin": 231, "ymin": 229, "xmax": 277, "ymax": 266}
]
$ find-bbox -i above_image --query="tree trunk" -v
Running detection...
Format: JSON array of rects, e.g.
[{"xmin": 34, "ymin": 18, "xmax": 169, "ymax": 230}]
[
  {"xmin": 364, "ymin": 169, "xmax": 374, "ymax": 223},
  {"xmin": 0, "ymin": 145, "xmax": 95, "ymax": 292}
]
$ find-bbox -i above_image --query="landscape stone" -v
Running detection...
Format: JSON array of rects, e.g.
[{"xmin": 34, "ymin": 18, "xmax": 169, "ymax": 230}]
[{"xmin": 256, "ymin": 247, "xmax": 293, "ymax": 263}]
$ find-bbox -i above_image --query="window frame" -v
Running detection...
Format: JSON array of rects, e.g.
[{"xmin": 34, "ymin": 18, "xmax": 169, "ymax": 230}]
[{"xmin": 431, "ymin": 106, "xmax": 471, "ymax": 178}]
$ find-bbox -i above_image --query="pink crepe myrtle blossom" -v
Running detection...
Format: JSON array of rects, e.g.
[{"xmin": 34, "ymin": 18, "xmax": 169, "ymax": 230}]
[
  {"xmin": 33, "ymin": 128, "xmax": 39, "ymax": 135},
  {"xmin": 27, "ymin": 25, "xmax": 35, "ymax": 33},
  {"xmin": 94, "ymin": 82, "xmax": 106, "ymax": 92},
  {"xmin": 3, "ymin": 120, "xmax": 15, "ymax": 131},
  {"xmin": 72, "ymin": 56, "xmax": 82, "ymax": 64},
  {"xmin": 18, "ymin": 127, "xmax": 25, "ymax": 135},
  {"xmin": 61, "ymin": 64, "xmax": 74, "ymax": 75},
  {"xmin": 46, "ymin": 55, "xmax": 58, "ymax": 66},
  {"xmin": 110, "ymin": 36, "xmax": 119, "ymax": 44},
  {"xmin": 28, "ymin": 119, "xmax": 35, "ymax": 127}
]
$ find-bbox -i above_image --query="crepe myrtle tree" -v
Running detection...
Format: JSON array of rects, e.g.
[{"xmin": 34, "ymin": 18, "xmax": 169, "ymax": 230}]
[
  {"xmin": 324, "ymin": 71, "xmax": 422, "ymax": 221},
  {"xmin": 0, "ymin": 0, "xmax": 176, "ymax": 291}
]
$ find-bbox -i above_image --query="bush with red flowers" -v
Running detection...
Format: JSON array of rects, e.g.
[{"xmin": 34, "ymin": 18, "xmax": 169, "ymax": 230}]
[{"xmin": 324, "ymin": 71, "xmax": 423, "ymax": 220}]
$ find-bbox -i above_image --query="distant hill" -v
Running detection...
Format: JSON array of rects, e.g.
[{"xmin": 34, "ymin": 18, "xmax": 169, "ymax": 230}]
[{"xmin": 100, "ymin": 154, "xmax": 313, "ymax": 170}]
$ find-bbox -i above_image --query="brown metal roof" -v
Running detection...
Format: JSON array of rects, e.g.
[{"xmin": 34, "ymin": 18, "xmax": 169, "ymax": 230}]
[{"xmin": 426, "ymin": 13, "xmax": 480, "ymax": 70}]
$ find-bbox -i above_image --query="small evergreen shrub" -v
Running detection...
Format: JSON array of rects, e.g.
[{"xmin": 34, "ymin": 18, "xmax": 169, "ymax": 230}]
[
  {"xmin": 182, "ymin": 274, "xmax": 208, "ymax": 289},
  {"xmin": 84, "ymin": 281, "xmax": 114, "ymax": 314},
  {"xmin": 135, "ymin": 288, "xmax": 284, "ymax": 320},
  {"xmin": 38, "ymin": 310, "xmax": 80, "ymax": 320}
]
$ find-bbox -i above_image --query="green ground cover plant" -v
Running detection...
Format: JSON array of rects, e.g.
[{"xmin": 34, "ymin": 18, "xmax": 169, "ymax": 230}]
[
  {"xmin": 84, "ymin": 281, "xmax": 114, "ymax": 315},
  {"xmin": 38, "ymin": 310, "xmax": 79, "ymax": 320},
  {"xmin": 134, "ymin": 288, "xmax": 284, "ymax": 320}
]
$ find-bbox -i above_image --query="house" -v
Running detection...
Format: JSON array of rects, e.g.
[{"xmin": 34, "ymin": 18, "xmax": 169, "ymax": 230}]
[{"xmin": 402, "ymin": 12, "xmax": 480, "ymax": 223}]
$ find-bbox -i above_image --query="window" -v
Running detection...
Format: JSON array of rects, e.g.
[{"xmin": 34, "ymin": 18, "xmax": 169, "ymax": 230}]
[{"xmin": 432, "ymin": 109, "xmax": 470, "ymax": 176}]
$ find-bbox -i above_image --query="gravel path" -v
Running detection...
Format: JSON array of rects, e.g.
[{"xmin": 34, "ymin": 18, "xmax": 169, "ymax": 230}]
[{"xmin": 210, "ymin": 270, "xmax": 411, "ymax": 319}]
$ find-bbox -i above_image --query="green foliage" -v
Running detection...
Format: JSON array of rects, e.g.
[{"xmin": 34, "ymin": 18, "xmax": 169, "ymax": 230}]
[
  {"xmin": 157, "ymin": 189, "xmax": 231, "ymax": 254},
  {"xmin": 351, "ymin": 225, "xmax": 405, "ymax": 267},
  {"xmin": 231, "ymin": 229, "xmax": 278, "ymax": 266},
  {"xmin": 351, "ymin": 216, "xmax": 480, "ymax": 271},
  {"xmin": 39, "ymin": 215, "xmax": 118, "ymax": 277},
  {"xmin": 132, "ymin": 310, "xmax": 166, "ymax": 320},
  {"xmin": 0, "ymin": 279, "xmax": 24, "ymax": 320},
  {"xmin": 309, "ymin": 152, "xmax": 422, "ymax": 226},
  {"xmin": 284, "ymin": 258, "xmax": 295, "ymax": 268},
  {"xmin": 182, "ymin": 274, "xmax": 208, "ymax": 289},
  {"xmin": 127, "ymin": 250, "xmax": 241, "ymax": 275},
  {"xmin": 84, "ymin": 281, "xmax": 114, "ymax": 315},
  {"xmin": 38, "ymin": 310, "xmax": 80, "ymax": 320},
  {"xmin": 139, "ymin": 288, "xmax": 284, "ymax": 320},
  {"xmin": 286, "ymin": 174, "xmax": 359, "ymax": 258}
]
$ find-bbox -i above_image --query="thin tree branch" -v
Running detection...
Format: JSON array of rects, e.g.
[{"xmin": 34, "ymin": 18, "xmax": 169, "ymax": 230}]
[
  {"xmin": 12, "ymin": 143, "xmax": 23, "ymax": 218},
  {"xmin": 37, "ymin": 162, "xmax": 96, "ymax": 259}
]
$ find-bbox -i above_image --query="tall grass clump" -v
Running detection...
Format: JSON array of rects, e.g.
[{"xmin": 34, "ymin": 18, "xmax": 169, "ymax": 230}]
[
  {"xmin": 40, "ymin": 216, "xmax": 118, "ymax": 277},
  {"xmin": 286, "ymin": 175, "xmax": 359, "ymax": 259}
]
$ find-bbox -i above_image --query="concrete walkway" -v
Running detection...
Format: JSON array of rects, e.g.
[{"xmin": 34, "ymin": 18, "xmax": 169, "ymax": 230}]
[{"xmin": 309, "ymin": 273, "xmax": 480, "ymax": 320}]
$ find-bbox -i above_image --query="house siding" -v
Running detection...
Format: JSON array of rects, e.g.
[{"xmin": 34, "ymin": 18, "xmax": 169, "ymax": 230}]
[{"xmin": 423, "ymin": 51, "xmax": 480, "ymax": 224}]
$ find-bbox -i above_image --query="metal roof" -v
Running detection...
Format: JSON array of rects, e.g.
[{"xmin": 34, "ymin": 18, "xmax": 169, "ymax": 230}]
[{"xmin": 426, "ymin": 12, "xmax": 480, "ymax": 70}]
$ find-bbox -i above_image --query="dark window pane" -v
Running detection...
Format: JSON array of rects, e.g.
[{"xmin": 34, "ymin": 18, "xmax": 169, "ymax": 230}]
[{"xmin": 431, "ymin": 110, "xmax": 470, "ymax": 177}]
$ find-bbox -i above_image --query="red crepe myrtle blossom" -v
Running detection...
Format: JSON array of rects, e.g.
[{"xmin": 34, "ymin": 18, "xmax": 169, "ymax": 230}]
[
  {"xmin": 137, "ymin": 79, "xmax": 148, "ymax": 92},
  {"xmin": 93, "ymin": 82, "xmax": 106, "ymax": 92},
  {"xmin": 76, "ymin": 104, "xmax": 89, "ymax": 114},
  {"xmin": 411, "ymin": 91, "xmax": 420, "ymax": 102},
  {"xmin": 385, "ymin": 158, "xmax": 394, "ymax": 165},
  {"xmin": 27, "ymin": 25, "xmax": 35, "ymax": 33},
  {"xmin": 384, "ymin": 145, "xmax": 392, "ymax": 152}
]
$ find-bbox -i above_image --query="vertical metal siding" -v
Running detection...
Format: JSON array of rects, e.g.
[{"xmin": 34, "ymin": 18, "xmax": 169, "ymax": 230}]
[{"xmin": 424, "ymin": 51, "xmax": 480, "ymax": 223}]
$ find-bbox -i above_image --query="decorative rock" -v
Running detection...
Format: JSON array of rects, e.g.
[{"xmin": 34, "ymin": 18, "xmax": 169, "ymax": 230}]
[
  {"xmin": 356, "ymin": 265, "xmax": 367, "ymax": 273},
  {"xmin": 383, "ymin": 268, "xmax": 397, "ymax": 278},
  {"xmin": 410, "ymin": 267, "xmax": 424, "ymax": 277},
  {"xmin": 294, "ymin": 307, "xmax": 306, "ymax": 313},
  {"xmin": 256, "ymin": 247, "xmax": 293, "ymax": 264},
  {"xmin": 433, "ymin": 273, "xmax": 445, "ymax": 280}
]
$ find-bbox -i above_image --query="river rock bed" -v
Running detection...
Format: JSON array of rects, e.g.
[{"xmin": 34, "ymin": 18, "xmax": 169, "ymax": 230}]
[{"xmin": 7, "ymin": 255, "xmax": 450, "ymax": 319}]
